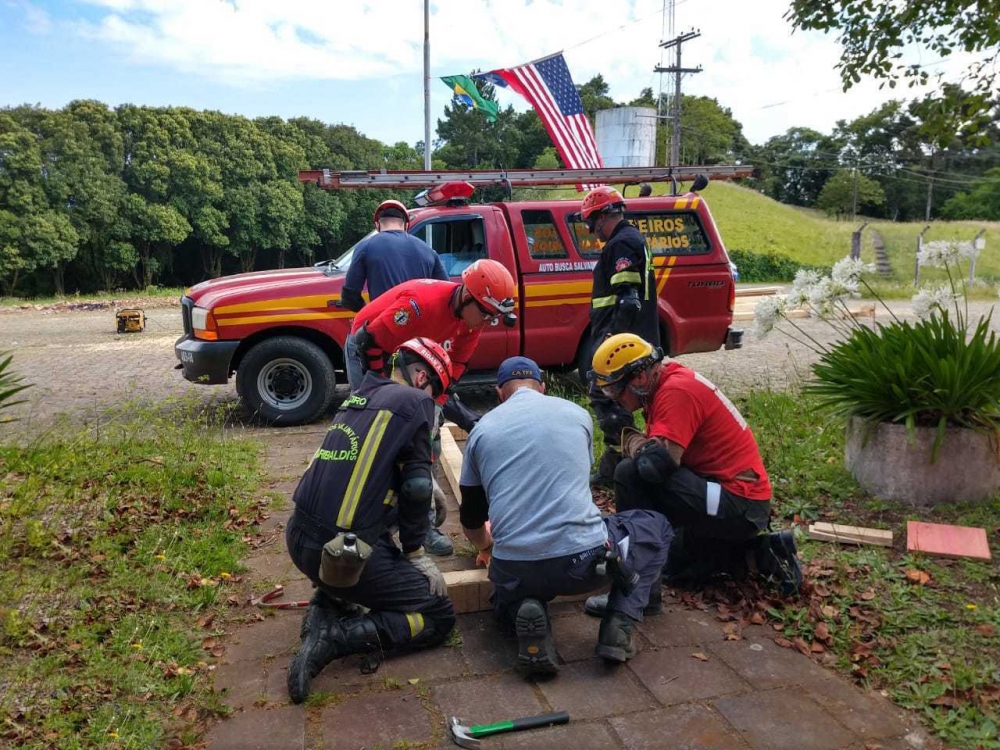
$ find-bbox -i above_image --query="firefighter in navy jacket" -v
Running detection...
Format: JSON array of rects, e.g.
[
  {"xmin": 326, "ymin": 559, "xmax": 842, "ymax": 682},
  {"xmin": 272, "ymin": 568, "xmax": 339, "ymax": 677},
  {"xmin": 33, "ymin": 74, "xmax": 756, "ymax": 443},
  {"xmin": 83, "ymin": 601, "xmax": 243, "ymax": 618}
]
[
  {"xmin": 284, "ymin": 338, "xmax": 456, "ymax": 703},
  {"xmin": 582, "ymin": 186, "xmax": 659, "ymax": 486}
]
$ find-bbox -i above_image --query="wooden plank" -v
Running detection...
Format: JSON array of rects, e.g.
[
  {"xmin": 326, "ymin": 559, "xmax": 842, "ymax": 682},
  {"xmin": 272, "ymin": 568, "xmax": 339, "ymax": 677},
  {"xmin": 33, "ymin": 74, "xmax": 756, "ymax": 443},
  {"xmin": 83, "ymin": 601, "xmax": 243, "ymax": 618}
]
[
  {"xmin": 444, "ymin": 568, "xmax": 493, "ymax": 614},
  {"xmin": 443, "ymin": 568, "xmax": 608, "ymax": 614},
  {"xmin": 732, "ymin": 304, "xmax": 875, "ymax": 323},
  {"xmin": 808, "ymin": 522, "xmax": 893, "ymax": 547},
  {"xmin": 907, "ymin": 520, "xmax": 991, "ymax": 561},
  {"xmin": 735, "ymin": 285, "xmax": 783, "ymax": 298},
  {"xmin": 438, "ymin": 422, "xmax": 464, "ymax": 504}
]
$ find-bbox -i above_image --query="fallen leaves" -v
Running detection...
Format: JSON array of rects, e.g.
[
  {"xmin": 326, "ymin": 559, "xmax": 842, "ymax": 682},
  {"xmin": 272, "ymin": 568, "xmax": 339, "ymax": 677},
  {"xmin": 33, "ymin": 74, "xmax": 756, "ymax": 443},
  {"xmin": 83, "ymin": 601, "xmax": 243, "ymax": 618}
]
[
  {"xmin": 690, "ymin": 652, "xmax": 710, "ymax": 661},
  {"xmin": 904, "ymin": 569, "xmax": 931, "ymax": 585},
  {"xmin": 774, "ymin": 637, "xmax": 793, "ymax": 649},
  {"xmin": 974, "ymin": 623, "xmax": 996, "ymax": 638}
]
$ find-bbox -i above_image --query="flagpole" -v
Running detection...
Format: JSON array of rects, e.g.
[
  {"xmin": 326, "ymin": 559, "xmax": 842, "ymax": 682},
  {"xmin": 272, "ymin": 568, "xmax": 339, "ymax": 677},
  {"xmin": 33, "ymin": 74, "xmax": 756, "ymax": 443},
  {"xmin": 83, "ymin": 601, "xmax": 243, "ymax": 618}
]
[{"xmin": 423, "ymin": 0, "xmax": 431, "ymax": 170}]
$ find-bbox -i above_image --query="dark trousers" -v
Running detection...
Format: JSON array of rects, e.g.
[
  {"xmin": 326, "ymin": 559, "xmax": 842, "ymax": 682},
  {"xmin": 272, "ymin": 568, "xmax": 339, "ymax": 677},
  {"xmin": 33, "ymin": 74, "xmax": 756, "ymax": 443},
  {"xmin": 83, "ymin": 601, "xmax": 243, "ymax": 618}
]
[
  {"xmin": 286, "ymin": 513, "xmax": 455, "ymax": 650},
  {"xmin": 489, "ymin": 510, "xmax": 673, "ymax": 622},
  {"xmin": 614, "ymin": 459, "xmax": 770, "ymax": 574},
  {"xmin": 586, "ymin": 334, "xmax": 637, "ymax": 460}
]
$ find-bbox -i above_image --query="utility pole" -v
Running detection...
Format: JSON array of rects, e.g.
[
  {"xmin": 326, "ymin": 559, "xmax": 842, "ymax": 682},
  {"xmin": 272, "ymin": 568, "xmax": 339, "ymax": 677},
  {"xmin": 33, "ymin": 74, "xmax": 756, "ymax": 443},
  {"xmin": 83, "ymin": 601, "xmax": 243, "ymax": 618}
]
[
  {"xmin": 423, "ymin": 0, "xmax": 431, "ymax": 170},
  {"xmin": 851, "ymin": 165, "xmax": 859, "ymax": 222},
  {"xmin": 655, "ymin": 30, "xmax": 702, "ymax": 166}
]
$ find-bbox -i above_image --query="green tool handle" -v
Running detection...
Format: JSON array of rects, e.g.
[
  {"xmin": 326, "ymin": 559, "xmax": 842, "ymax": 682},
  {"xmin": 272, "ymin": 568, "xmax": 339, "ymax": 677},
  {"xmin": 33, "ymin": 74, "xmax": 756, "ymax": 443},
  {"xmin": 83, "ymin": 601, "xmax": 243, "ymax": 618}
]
[{"xmin": 471, "ymin": 711, "xmax": 570, "ymax": 737}]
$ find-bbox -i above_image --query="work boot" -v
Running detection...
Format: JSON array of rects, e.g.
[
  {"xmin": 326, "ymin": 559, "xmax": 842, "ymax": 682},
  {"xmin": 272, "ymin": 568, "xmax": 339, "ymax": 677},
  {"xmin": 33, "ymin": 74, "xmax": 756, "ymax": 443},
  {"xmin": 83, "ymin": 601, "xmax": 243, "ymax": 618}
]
[
  {"xmin": 752, "ymin": 530, "xmax": 803, "ymax": 598},
  {"xmin": 514, "ymin": 599, "xmax": 558, "ymax": 676},
  {"xmin": 590, "ymin": 448, "xmax": 621, "ymax": 489},
  {"xmin": 287, "ymin": 598, "xmax": 345, "ymax": 704},
  {"xmin": 596, "ymin": 611, "xmax": 637, "ymax": 663},
  {"xmin": 423, "ymin": 527, "xmax": 454, "ymax": 556},
  {"xmin": 584, "ymin": 579, "xmax": 663, "ymax": 618}
]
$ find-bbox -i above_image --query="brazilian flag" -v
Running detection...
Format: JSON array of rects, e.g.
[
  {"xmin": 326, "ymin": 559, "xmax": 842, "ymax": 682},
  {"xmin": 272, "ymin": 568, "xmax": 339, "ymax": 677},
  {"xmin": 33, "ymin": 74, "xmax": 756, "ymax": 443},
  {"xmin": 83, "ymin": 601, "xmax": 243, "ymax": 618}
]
[{"xmin": 440, "ymin": 75, "xmax": 499, "ymax": 122}]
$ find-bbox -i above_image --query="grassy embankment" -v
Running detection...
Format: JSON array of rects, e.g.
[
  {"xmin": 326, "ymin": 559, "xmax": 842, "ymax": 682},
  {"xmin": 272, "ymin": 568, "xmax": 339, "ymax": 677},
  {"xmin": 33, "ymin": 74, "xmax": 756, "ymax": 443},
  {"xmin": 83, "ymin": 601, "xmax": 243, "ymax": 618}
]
[
  {"xmin": 0, "ymin": 402, "xmax": 266, "ymax": 749},
  {"xmin": 521, "ymin": 181, "xmax": 1000, "ymax": 298}
]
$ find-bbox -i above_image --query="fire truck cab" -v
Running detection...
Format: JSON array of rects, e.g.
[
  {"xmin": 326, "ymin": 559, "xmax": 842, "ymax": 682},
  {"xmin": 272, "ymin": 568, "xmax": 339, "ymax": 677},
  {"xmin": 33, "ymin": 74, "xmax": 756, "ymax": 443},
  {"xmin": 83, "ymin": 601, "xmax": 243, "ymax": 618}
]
[{"xmin": 175, "ymin": 167, "xmax": 746, "ymax": 425}]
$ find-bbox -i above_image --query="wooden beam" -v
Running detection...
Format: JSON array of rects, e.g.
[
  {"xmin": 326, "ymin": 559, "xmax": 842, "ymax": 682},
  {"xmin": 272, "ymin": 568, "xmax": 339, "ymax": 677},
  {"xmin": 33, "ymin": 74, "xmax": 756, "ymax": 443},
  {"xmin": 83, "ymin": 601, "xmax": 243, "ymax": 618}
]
[
  {"xmin": 732, "ymin": 304, "xmax": 875, "ymax": 323},
  {"xmin": 735, "ymin": 286, "xmax": 783, "ymax": 298},
  {"xmin": 438, "ymin": 423, "xmax": 464, "ymax": 503},
  {"xmin": 443, "ymin": 567, "xmax": 608, "ymax": 614},
  {"xmin": 808, "ymin": 522, "xmax": 893, "ymax": 547},
  {"xmin": 907, "ymin": 520, "xmax": 991, "ymax": 561}
]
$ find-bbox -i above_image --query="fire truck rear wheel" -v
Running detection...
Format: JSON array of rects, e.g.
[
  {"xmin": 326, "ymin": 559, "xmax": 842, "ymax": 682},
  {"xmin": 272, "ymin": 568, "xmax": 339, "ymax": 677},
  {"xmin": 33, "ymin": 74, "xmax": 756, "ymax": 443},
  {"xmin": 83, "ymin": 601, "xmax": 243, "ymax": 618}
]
[{"xmin": 237, "ymin": 336, "xmax": 336, "ymax": 426}]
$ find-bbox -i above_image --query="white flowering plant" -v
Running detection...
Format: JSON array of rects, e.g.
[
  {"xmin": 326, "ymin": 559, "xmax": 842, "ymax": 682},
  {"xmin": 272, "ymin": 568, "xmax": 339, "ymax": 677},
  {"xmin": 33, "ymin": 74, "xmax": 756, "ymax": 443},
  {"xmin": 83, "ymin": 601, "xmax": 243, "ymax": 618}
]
[{"xmin": 755, "ymin": 245, "xmax": 1000, "ymax": 459}]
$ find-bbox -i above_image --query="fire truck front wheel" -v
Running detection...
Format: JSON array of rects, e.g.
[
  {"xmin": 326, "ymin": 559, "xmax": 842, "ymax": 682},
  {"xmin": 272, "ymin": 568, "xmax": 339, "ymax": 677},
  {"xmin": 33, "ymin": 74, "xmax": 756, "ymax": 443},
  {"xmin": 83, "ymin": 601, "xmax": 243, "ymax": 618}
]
[{"xmin": 237, "ymin": 336, "xmax": 336, "ymax": 426}]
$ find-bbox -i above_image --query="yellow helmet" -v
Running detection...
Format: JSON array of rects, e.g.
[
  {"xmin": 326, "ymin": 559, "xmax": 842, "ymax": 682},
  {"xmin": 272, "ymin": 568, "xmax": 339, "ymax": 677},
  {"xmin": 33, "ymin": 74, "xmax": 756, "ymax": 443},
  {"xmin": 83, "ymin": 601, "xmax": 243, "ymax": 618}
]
[{"xmin": 590, "ymin": 333, "xmax": 662, "ymax": 387}]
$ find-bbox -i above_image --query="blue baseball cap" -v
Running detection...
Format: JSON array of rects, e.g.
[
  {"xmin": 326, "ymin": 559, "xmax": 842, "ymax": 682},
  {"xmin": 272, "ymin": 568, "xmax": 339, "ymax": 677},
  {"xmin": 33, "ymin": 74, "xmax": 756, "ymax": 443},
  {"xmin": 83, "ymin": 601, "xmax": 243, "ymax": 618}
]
[{"xmin": 497, "ymin": 356, "xmax": 542, "ymax": 385}]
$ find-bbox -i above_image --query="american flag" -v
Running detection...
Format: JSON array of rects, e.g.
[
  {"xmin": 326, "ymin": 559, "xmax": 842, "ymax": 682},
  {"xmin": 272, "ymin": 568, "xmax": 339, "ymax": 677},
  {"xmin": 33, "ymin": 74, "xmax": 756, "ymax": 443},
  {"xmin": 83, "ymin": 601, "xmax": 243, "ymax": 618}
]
[{"xmin": 478, "ymin": 53, "xmax": 604, "ymax": 174}]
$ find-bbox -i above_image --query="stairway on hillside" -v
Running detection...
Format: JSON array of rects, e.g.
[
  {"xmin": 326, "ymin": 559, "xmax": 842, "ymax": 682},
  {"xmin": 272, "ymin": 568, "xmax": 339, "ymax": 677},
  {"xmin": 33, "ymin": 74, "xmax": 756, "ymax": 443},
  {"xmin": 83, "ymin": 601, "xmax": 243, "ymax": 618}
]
[{"xmin": 871, "ymin": 229, "xmax": 893, "ymax": 276}]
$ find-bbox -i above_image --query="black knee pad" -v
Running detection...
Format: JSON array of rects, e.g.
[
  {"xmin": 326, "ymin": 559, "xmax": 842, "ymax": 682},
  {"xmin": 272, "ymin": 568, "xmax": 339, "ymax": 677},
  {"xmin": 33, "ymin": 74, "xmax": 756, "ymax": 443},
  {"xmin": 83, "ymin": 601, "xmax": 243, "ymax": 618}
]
[
  {"xmin": 635, "ymin": 442, "xmax": 679, "ymax": 484},
  {"xmin": 400, "ymin": 476, "xmax": 433, "ymax": 505}
]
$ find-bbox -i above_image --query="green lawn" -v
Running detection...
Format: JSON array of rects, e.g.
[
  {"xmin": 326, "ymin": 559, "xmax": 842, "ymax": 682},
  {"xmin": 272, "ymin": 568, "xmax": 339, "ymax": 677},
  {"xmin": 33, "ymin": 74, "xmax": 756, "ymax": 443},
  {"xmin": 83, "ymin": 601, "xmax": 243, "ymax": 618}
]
[
  {"xmin": 0, "ymin": 286, "xmax": 185, "ymax": 307},
  {"xmin": 0, "ymin": 401, "xmax": 264, "ymax": 749}
]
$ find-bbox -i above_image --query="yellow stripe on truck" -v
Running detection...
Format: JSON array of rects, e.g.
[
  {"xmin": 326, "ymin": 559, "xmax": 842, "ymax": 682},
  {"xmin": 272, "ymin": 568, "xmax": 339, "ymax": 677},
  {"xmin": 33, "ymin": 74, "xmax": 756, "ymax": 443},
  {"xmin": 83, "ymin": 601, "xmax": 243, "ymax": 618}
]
[
  {"xmin": 215, "ymin": 294, "xmax": 340, "ymax": 315},
  {"xmin": 523, "ymin": 280, "xmax": 593, "ymax": 298},
  {"xmin": 216, "ymin": 311, "xmax": 353, "ymax": 327},
  {"xmin": 656, "ymin": 255, "xmax": 678, "ymax": 294},
  {"xmin": 525, "ymin": 296, "xmax": 592, "ymax": 308}
]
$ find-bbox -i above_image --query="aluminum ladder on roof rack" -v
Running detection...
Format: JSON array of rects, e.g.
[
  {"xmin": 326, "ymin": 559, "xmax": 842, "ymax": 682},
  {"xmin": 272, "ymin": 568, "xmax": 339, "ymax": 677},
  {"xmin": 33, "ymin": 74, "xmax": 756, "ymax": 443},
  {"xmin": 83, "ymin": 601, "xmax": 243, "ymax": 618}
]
[{"xmin": 297, "ymin": 164, "xmax": 754, "ymax": 190}]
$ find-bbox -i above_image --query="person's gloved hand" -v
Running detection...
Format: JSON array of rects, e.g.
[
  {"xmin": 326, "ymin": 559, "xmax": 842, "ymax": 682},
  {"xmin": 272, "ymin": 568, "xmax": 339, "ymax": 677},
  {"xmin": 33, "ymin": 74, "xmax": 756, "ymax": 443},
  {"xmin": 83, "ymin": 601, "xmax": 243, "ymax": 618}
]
[
  {"xmin": 443, "ymin": 392, "xmax": 479, "ymax": 434},
  {"xmin": 406, "ymin": 550, "xmax": 447, "ymax": 597},
  {"xmin": 432, "ymin": 479, "xmax": 448, "ymax": 527},
  {"xmin": 620, "ymin": 426, "xmax": 647, "ymax": 459}
]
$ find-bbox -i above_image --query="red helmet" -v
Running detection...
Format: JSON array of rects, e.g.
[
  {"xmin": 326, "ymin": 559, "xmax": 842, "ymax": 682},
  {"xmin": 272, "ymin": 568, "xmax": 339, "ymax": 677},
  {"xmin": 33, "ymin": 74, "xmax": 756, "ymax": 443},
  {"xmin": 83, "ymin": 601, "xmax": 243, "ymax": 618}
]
[
  {"xmin": 462, "ymin": 259, "xmax": 516, "ymax": 315},
  {"xmin": 374, "ymin": 199, "xmax": 409, "ymax": 228},
  {"xmin": 581, "ymin": 186, "xmax": 625, "ymax": 232},
  {"xmin": 397, "ymin": 337, "xmax": 453, "ymax": 396}
]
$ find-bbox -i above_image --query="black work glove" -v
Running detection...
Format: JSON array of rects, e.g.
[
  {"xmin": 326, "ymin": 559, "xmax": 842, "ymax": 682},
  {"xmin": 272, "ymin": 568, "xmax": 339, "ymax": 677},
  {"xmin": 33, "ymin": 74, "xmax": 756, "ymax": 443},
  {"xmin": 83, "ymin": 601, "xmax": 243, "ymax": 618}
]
[
  {"xmin": 613, "ymin": 286, "xmax": 642, "ymax": 333},
  {"xmin": 354, "ymin": 324, "xmax": 383, "ymax": 374},
  {"xmin": 442, "ymin": 392, "xmax": 479, "ymax": 434}
]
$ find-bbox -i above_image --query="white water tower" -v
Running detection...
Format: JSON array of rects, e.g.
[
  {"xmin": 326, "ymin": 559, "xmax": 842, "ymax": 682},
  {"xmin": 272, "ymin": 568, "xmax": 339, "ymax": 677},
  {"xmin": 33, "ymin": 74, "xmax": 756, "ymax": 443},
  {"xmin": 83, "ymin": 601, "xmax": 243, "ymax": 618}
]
[{"xmin": 596, "ymin": 107, "xmax": 657, "ymax": 168}]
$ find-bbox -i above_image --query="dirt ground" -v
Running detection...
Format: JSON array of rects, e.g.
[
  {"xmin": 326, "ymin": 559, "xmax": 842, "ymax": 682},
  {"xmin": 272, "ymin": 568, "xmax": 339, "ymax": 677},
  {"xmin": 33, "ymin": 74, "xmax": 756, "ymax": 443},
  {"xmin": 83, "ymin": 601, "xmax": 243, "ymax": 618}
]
[{"xmin": 3, "ymin": 298, "xmax": 998, "ymax": 433}]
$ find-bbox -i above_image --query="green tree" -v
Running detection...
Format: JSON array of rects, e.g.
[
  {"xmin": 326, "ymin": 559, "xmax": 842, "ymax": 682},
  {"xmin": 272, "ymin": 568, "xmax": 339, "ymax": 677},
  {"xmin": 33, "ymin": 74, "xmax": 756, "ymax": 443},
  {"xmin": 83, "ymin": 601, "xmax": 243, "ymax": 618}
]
[
  {"xmin": 577, "ymin": 75, "xmax": 617, "ymax": 120},
  {"xmin": 754, "ymin": 127, "xmax": 844, "ymax": 206},
  {"xmin": 940, "ymin": 167, "xmax": 1000, "ymax": 220},
  {"xmin": 815, "ymin": 170, "xmax": 886, "ymax": 218},
  {"xmin": 123, "ymin": 194, "xmax": 191, "ymax": 288},
  {"xmin": 533, "ymin": 147, "xmax": 560, "ymax": 169},
  {"xmin": 786, "ymin": 0, "xmax": 1000, "ymax": 93}
]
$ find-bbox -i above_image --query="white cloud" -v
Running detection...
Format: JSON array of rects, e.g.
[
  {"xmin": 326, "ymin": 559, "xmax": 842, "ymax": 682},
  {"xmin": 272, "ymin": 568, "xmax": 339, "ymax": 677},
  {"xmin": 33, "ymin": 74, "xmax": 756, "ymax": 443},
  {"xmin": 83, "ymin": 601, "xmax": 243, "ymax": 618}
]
[
  {"xmin": 70, "ymin": 0, "xmax": 987, "ymax": 144},
  {"xmin": 8, "ymin": 0, "xmax": 52, "ymax": 34}
]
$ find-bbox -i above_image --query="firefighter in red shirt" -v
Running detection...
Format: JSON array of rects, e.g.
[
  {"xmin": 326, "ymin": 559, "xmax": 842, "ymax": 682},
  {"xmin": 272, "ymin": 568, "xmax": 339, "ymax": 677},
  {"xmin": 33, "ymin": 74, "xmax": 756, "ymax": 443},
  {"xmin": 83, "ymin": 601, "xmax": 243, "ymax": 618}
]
[
  {"xmin": 351, "ymin": 259, "xmax": 516, "ymax": 403},
  {"xmin": 351, "ymin": 259, "xmax": 515, "ymax": 556},
  {"xmin": 584, "ymin": 333, "xmax": 802, "ymax": 601}
]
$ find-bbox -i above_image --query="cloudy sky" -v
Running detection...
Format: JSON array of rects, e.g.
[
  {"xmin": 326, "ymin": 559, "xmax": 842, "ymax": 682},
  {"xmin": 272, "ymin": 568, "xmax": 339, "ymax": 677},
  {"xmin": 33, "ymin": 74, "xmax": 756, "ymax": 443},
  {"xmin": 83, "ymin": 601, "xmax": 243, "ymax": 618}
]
[{"xmin": 0, "ymin": 0, "xmax": 983, "ymax": 148}]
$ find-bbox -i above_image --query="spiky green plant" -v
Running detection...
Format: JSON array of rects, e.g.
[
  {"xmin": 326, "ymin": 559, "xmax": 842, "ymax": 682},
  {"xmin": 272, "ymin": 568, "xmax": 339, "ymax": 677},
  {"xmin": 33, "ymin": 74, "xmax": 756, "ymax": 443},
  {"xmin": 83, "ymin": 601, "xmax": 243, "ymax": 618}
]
[{"xmin": 0, "ymin": 351, "xmax": 32, "ymax": 422}]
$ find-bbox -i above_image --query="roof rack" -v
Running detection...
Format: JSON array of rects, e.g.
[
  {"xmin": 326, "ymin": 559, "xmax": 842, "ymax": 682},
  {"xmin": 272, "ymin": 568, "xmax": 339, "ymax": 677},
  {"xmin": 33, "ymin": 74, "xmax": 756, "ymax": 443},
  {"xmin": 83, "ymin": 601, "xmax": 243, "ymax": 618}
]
[{"xmin": 298, "ymin": 164, "xmax": 754, "ymax": 190}]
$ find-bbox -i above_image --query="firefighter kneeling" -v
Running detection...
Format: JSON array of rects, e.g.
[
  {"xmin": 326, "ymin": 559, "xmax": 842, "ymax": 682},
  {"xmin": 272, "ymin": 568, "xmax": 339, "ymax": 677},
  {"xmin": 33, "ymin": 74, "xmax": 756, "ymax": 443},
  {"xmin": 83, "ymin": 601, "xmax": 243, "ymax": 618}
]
[
  {"xmin": 285, "ymin": 337, "xmax": 457, "ymax": 704},
  {"xmin": 584, "ymin": 334, "xmax": 803, "ymax": 611}
]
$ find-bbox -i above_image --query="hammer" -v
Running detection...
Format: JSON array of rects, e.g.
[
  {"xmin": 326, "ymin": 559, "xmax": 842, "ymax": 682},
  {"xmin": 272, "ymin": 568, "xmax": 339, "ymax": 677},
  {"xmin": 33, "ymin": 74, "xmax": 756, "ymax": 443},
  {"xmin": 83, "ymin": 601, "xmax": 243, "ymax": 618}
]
[{"xmin": 449, "ymin": 712, "xmax": 569, "ymax": 748}]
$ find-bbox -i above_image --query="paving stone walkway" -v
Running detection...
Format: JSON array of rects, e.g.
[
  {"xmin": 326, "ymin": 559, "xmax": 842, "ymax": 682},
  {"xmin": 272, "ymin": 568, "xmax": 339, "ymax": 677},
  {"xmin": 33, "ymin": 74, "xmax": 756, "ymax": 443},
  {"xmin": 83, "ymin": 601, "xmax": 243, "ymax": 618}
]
[{"xmin": 203, "ymin": 430, "xmax": 934, "ymax": 750}]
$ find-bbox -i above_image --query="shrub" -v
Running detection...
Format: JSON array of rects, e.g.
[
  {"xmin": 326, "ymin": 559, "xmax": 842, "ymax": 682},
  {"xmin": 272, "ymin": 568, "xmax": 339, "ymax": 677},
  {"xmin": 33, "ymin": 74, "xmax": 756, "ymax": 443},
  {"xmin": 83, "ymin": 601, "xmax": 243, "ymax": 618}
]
[{"xmin": 728, "ymin": 249, "xmax": 829, "ymax": 282}]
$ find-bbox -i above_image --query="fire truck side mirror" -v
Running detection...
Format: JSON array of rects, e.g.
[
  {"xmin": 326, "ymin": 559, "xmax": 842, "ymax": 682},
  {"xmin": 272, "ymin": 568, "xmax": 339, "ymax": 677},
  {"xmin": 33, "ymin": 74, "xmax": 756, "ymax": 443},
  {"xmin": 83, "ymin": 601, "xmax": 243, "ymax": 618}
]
[{"xmin": 691, "ymin": 174, "xmax": 709, "ymax": 192}]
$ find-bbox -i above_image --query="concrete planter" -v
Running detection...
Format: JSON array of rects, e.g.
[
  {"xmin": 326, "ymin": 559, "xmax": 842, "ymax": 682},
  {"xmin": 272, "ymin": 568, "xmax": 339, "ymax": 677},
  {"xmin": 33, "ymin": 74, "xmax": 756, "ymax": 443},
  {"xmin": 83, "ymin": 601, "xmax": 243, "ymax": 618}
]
[{"xmin": 845, "ymin": 417, "xmax": 1000, "ymax": 506}]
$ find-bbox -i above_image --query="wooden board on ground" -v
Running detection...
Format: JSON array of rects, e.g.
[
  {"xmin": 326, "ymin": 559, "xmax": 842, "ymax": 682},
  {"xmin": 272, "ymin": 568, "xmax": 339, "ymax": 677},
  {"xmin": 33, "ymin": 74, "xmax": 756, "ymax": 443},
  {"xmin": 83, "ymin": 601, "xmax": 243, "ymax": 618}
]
[
  {"xmin": 443, "ymin": 567, "xmax": 607, "ymax": 614},
  {"xmin": 808, "ymin": 522, "xmax": 893, "ymax": 547},
  {"xmin": 731, "ymin": 302, "xmax": 874, "ymax": 323},
  {"xmin": 906, "ymin": 520, "xmax": 992, "ymax": 561},
  {"xmin": 438, "ymin": 423, "xmax": 465, "ymax": 503},
  {"xmin": 735, "ymin": 286, "xmax": 783, "ymax": 298}
]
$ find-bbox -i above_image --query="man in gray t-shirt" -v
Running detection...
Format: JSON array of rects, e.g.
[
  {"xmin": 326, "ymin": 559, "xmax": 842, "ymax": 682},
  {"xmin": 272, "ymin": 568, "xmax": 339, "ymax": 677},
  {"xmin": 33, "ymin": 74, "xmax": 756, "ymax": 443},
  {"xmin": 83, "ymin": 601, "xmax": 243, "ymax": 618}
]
[{"xmin": 459, "ymin": 357, "xmax": 674, "ymax": 675}]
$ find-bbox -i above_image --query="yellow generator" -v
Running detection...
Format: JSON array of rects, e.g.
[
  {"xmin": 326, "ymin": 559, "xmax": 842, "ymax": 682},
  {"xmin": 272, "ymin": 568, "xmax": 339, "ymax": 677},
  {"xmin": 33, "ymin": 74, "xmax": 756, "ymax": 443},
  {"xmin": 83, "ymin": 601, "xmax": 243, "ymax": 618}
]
[{"xmin": 116, "ymin": 308, "xmax": 146, "ymax": 333}]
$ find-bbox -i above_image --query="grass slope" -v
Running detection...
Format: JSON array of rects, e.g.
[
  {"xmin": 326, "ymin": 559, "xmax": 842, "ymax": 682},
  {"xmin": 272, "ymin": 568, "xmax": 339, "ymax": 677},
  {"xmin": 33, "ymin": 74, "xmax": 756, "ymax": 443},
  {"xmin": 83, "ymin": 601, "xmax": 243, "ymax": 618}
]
[{"xmin": 518, "ymin": 181, "xmax": 1000, "ymax": 286}]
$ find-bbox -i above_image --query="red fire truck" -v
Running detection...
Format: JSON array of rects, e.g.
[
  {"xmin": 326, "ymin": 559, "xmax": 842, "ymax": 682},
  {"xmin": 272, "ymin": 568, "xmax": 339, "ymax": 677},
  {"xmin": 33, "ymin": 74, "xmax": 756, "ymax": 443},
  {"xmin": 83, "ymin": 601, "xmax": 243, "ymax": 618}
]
[{"xmin": 174, "ymin": 166, "xmax": 750, "ymax": 425}]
